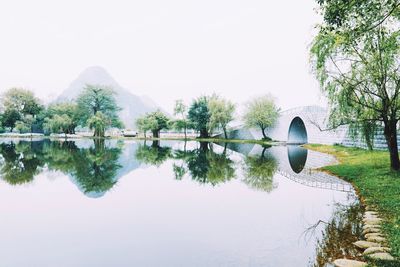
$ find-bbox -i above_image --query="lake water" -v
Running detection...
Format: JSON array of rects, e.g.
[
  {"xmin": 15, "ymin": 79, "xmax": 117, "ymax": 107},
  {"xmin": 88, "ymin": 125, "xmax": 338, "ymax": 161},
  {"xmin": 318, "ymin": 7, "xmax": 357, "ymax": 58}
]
[{"xmin": 0, "ymin": 139, "xmax": 363, "ymax": 267}]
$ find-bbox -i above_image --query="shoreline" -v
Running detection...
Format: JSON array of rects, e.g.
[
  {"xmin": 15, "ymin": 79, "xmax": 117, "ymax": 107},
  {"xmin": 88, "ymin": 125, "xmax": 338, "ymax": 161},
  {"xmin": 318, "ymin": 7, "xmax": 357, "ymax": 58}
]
[
  {"xmin": 305, "ymin": 144, "xmax": 399, "ymax": 266},
  {"xmin": 0, "ymin": 133, "xmax": 283, "ymax": 146}
]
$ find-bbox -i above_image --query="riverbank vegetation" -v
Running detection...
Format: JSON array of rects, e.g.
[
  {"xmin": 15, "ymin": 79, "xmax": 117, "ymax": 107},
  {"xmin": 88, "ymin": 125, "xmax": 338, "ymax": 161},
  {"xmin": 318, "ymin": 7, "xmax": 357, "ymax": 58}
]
[{"xmin": 306, "ymin": 144, "xmax": 400, "ymax": 263}]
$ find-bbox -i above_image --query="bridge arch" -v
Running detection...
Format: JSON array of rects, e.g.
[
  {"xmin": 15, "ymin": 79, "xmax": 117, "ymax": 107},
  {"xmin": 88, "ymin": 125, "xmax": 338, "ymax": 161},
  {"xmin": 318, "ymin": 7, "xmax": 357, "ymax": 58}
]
[{"xmin": 288, "ymin": 117, "xmax": 308, "ymax": 144}]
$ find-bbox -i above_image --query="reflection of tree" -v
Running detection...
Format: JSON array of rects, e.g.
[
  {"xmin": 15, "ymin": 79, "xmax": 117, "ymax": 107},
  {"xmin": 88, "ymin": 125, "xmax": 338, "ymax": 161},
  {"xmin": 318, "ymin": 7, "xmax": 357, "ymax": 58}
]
[
  {"xmin": 0, "ymin": 141, "xmax": 45, "ymax": 185},
  {"xmin": 0, "ymin": 140, "xmax": 123, "ymax": 195},
  {"xmin": 310, "ymin": 199, "xmax": 363, "ymax": 267},
  {"xmin": 175, "ymin": 142, "xmax": 236, "ymax": 185},
  {"xmin": 72, "ymin": 139, "xmax": 122, "ymax": 194},
  {"xmin": 135, "ymin": 141, "xmax": 172, "ymax": 167},
  {"xmin": 241, "ymin": 147, "xmax": 278, "ymax": 192}
]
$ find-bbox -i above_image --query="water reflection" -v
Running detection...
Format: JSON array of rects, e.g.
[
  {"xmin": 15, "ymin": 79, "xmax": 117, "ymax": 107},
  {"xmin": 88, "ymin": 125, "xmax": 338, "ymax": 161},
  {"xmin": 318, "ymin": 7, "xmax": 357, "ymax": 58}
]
[
  {"xmin": 0, "ymin": 142, "xmax": 45, "ymax": 185},
  {"xmin": 241, "ymin": 146, "xmax": 278, "ymax": 192},
  {"xmin": 310, "ymin": 197, "xmax": 363, "ymax": 266},
  {"xmin": 138, "ymin": 141, "xmax": 238, "ymax": 186},
  {"xmin": 0, "ymin": 140, "xmax": 122, "ymax": 197},
  {"xmin": 136, "ymin": 140, "xmax": 172, "ymax": 167},
  {"xmin": 0, "ymin": 139, "xmax": 360, "ymax": 266},
  {"xmin": 287, "ymin": 145, "xmax": 308, "ymax": 173}
]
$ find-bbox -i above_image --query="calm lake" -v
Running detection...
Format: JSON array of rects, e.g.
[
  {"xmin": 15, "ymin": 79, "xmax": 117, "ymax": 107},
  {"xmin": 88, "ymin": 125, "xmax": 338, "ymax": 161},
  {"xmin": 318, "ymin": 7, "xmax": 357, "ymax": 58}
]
[{"xmin": 0, "ymin": 139, "xmax": 363, "ymax": 267}]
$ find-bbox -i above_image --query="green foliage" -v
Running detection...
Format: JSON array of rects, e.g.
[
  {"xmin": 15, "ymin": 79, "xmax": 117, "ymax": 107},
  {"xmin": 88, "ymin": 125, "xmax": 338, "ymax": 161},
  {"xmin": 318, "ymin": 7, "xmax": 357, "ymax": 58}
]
[
  {"xmin": 1, "ymin": 108, "xmax": 21, "ymax": 131},
  {"xmin": 316, "ymin": 0, "xmax": 400, "ymax": 30},
  {"xmin": 135, "ymin": 116, "xmax": 150, "ymax": 137},
  {"xmin": 137, "ymin": 110, "xmax": 169, "ymax": 138},
  {"xmin": 188, "ymin": 96, "xmax": 211, "ymax": 138},
  {"xmin": 0, "ymin": 142, "xmax": 45, "ymax": 185},
  {"xmin": 241, "ymin": 149, "xmax": 278, "ymax": 192},
  {"xmin": 135, "ymin": 141, "xmax": 172, "ymax": 166},
  {"xmin": 208, "ymin": 95, "xmax": 235, "ymax": 139},
  {"xmin": 2, "ymin": 88, "xmax": 43, "ymax": 116},
  {"xmin": 243, "ymin": 95, "xmax": 279, "ymax": 139},
  {"xmin": 76, "ymin": 84, "xmax": 123, "ymax": 132},
  {"xmin": 0, "ymin": 140, "xmax": 122, "ymax": 195},
  {"xmin": 182, "ymin": 143, "xmax": 236, "ymax": 185},
  {"xmin": 1, "ymin": 88, "xmax": 43, "ymax": 133},
  {"xmin": 44, "ymin": 102, "xmax": 79, "ymax": 135},
  {"xmin": 311, "ymin": 0, "xmax": 400, "ymax": 169},
  {"xmin": 88, "ymin": 112, "xmax": 108, "ymax": 137},
  {"xmin": 173, "ymin": 99, "xmax": 189, "ymax": 138}
]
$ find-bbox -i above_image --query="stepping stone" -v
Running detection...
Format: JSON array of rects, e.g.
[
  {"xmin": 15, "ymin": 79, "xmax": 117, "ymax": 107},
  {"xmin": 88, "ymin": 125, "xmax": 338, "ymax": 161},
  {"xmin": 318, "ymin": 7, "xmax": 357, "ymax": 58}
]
[
  {"xmin": 333, "ymin": 259, "xmax": 367, "ymax": 267},
  {"xmin": 353, "ymin": 240, "xmax": 381, "ymax": 249},
  {"xmin": 367, "ymin": 236, "xmax": 387, "ymax": 243},
  {"xmin": 367, "ymin": 252, "xmax": 395, "ymax": 261},
  {"xmin": 363, "ymin": 246, "xmax": 391, "ymax": 255},
  {"xmin": 365, "ymin": 233, "xmax": 384, "ymax": 239},
  {"xmin": 365, "ymin": 211, "xmax": 378, "ymax": 217},
  {"xmin": 363, "ymin": 227, "xmax": 381, "ymax": 235},
  {"xmin": 363, "ymin": 218, "xmax": 382, "ymax": 225},
  {"xmin": 364, "ymin": 224, "xmax": 381, "ymax": 229}
]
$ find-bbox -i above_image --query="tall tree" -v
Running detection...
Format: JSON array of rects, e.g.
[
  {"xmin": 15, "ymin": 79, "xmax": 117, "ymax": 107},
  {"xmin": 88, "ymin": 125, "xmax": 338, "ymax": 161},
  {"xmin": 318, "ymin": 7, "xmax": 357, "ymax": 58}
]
[
  {"xmin": 208, "ymin": 95, "xmax": 235, "ymax": 139},
  {"xmin": 243, "ymin": 95, "xmax": 279, "ymax": 139},
  {"xmin": 44, "ymin": 102, "xmax": 79, "ymax": 135},
  {"xmin": 188, "ymin": 96, "xmax": 211, "ymax": 138},
  {"xmin": 135, "ymin": 116, "xmax": 150, "ymax": 138},
  {"xmin": 1, "ymin": 88, "xmax": 43, "ymax": 133},
  {"xmin": 76, "ymin": 84, "xmax": 122, "ymax": 137},
  {"xmin": 143, "ymin": 110, "xmax": 169, "ymax": 138},
  {"xmin": 1, "ymin": 108, "xmax": 21, "ymax": 132},
  {"xmin": 311, "ymin": 0, "xmax": 400, "ymax": 170},
  {"xmin": 174, "ymin": 99, "xmax": 189, "ymax": 139}
]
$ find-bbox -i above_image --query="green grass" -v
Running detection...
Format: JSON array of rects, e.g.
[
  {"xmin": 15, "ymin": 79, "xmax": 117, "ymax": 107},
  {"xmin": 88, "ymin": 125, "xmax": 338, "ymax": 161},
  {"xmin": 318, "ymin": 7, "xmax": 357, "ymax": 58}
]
[{"xmin": 306, "ymin": 144, "xmax": 400, "ymax": 264}]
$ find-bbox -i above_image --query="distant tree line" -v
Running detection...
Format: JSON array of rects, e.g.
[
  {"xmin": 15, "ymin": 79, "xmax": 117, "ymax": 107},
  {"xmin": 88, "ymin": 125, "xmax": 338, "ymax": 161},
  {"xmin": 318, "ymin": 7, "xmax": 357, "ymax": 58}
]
[
  {"xmin": 0, "ymin": 86, "xmax": 279, "ymax": 140},
  {"xmin": 0, "ymin": 85, "xmax": 122, "ymax": 137},
  {"xmin": 136, "ymin": 93, "xmax": 279, "ymax": 139}
]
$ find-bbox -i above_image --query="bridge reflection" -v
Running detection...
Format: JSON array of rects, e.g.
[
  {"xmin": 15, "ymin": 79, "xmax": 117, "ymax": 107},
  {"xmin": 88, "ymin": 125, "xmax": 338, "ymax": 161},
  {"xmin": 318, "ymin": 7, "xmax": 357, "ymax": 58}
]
[{"xmin": 219, "ymin": 142, "xmax": 353, "ymax": 193}]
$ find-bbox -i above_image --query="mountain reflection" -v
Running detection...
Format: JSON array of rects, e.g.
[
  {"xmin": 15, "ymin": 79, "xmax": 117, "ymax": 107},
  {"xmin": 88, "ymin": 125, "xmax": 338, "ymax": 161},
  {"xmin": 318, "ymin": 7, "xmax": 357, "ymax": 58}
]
[{"xmin": 0, "ymin": 140, "xmax": 280, "ymax": 196}]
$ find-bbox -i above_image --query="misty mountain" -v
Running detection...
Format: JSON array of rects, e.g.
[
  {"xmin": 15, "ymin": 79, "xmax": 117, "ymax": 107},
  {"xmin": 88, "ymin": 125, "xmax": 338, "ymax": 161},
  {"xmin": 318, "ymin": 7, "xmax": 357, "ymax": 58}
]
[{"xmin": 56, "ymin": 66, "xmax": 161, "ymax": 129}]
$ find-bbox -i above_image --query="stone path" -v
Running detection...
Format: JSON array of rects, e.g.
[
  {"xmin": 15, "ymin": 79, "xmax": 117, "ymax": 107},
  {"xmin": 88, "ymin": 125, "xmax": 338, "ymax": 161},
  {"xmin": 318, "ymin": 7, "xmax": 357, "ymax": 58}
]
[{"xmin": 332, "ymin": 207, "xmax": 397, "ymax": 266}]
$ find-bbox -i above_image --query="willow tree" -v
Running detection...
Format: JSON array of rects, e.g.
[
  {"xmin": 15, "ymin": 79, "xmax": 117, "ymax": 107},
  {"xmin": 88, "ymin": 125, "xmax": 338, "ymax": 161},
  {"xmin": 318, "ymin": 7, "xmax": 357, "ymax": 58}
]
[
  {"xmin": 243, "ymin": 95, "xmax": 279, "ymax": 140},
  {"xmin": 76, "ymin": 85, "xmax": 122, "ymax": 137},
  {"xmin": 311, "ymin": 0, "xmax": 400, "ymax": 170},
  {"xmin": 208, "ymin": 95, "xmax": 235, "ymax": 139}
]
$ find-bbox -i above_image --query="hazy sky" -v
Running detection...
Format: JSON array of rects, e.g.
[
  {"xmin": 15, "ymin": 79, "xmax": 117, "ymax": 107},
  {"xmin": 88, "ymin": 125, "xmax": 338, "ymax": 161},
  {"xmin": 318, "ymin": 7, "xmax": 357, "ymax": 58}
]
[{"xmin": 0, "ymin": 0, "xmax": 325, "ymax": 113}]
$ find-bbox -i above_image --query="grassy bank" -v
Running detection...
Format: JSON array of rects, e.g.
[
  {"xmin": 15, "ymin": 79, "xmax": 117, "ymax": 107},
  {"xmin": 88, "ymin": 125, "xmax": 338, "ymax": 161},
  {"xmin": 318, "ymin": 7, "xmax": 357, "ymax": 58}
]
[{"xmin": 305, "ymin": 144, "xmax": 400, "ymax": 263}]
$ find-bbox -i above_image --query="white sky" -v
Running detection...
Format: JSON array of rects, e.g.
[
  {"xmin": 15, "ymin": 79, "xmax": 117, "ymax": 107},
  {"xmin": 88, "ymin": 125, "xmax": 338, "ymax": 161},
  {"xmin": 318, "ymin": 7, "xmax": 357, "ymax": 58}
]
[{"xmin": 0, "ymin": 0, "xmax": 326, "ymax": 113}]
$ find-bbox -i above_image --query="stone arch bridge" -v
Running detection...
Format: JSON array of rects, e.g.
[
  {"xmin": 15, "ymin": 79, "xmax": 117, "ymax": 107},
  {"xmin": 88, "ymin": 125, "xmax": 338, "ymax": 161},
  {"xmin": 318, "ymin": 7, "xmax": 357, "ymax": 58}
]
[{"xmin": 220, "ymin": 105, "xmax": 391, "ymax": 149}]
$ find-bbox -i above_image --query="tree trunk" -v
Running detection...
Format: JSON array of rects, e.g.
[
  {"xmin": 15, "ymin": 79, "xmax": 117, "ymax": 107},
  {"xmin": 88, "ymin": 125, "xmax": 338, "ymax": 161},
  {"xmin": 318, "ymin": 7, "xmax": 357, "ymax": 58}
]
[
  {"xmin": 261, "ymin": 127, "xmax": 267, "ymax": 139},
  {"xmin": 384, "ymin": 120, "xmax": 400, "ymax": 171},
  {"xmin": 200, "ymin": 128, "xmax": 209, "ymax": 138},
  {"xmin": 223, "ymin": 127, "xmax": 228, "ymax": 139},
  {"xmin": 152, "ymin": 130, "xmax": 159, "ymax": 138},
  {"xmin": 184, "ymin": 124, "xmax": 187, "ymax": 140},
  {"xmin": 152, "ymin": 140, "xmax": 160, "ymax": 148},
  {"xmin": 200, "ymin": 141, "xmax": 209, "ymax": 152}
]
